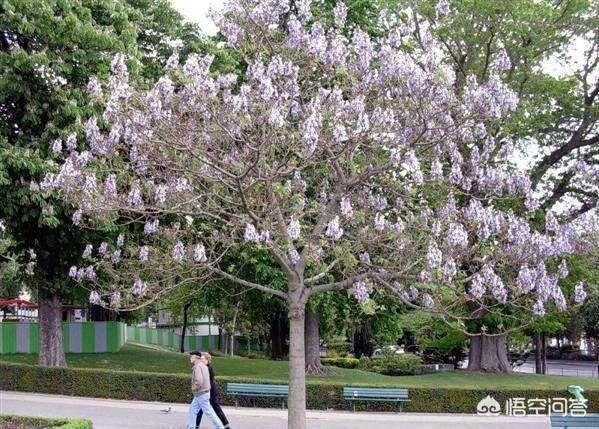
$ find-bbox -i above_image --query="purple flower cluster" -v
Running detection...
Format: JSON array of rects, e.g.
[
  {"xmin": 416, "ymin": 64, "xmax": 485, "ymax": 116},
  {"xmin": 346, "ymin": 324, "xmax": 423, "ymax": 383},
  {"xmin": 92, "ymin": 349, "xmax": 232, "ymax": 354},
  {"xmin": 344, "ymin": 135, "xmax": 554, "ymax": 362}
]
[
  {"xmin": 353, "ymin": 281, "xmax": 371, "ymax": 305},
  {"xmin": 139, "ymin": 246, "xmax": 149, "ymax": 262},
  {"xmin": 172, "ymin": 241, "xmax": 185, "ymax": 261},
  {"xmin": 326, "ymin": 216, "xmax": 343, "ymax": 240},
  {"xmin": 132, "ymin": 279, "xmax": 148, "ymax": 296},
  {"xmin": 193, "ymin": 244, "xmax": 207, "ymax": 263}
]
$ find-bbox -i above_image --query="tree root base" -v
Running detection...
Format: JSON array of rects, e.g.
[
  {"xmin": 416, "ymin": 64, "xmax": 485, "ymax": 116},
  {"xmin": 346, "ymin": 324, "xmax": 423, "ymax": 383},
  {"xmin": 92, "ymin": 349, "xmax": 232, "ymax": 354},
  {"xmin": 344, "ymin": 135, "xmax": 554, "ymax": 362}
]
[
  {"xmin": 305, "ymin": 363, "xmax": 336, "ymax": 376},
  {"xmin": 467, "ymin": 333, "xmax": 512, "ymax": 373}
]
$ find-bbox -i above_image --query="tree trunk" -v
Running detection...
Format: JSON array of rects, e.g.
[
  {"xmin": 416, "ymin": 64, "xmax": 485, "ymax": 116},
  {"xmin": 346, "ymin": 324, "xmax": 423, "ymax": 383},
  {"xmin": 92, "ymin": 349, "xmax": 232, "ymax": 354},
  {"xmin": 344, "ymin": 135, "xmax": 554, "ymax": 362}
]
[
  {"xmin": 270, "ymin": 303, "xmax": 288, "ymax": 359},
  {"xmin": 228, "ymin": 334, "xmax": 234, "ymax": 356},
  {"xmin": 38, "ymin": 294, "xmax": 66, "ymax": 367},
  {"xmin": 288, "ymin": 302, "xmax": 306, "ymax": 429},
  {"xmin": 466, "ymin": 333, "xmax": 511, "ymax": 373},
  {"xmin": 270, "ymin": 310, "xmax": 284, "ymax": 359},
  {"xmin": 229, "ymin": 301, "xmax": 240, "ymax": 357},
  {"xmin": 180, "ymin": 301, "xmax": 191, "ymax": 353},
  {"xmin": 305, "ymin": 309, "xmax": 335, "ymax": 376},
  {"xmin": 353, "ymin": 323, "xmax": 373, "ymax": 358},
  {"xmin": 219, "ymin": 327, "xmax": 227, "ymax": 354},
  {"xmin": 541, "ymin": 332, "xmax": 547, "ymax": 374},
  {"xmin": 557, "ymin": 336, "xmax": 561, "ymax": 359},
  {"xmin": 534, "ymin": 332, "xmax": 543, "ymax": 374}
]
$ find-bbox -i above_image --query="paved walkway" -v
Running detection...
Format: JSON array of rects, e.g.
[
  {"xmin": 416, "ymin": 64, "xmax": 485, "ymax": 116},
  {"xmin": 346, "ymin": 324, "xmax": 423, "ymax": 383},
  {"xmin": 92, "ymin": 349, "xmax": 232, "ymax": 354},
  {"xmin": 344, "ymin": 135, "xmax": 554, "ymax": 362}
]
[{"xmin": 0, "ymin": 391, "xmax": 550, "ymax": 429}]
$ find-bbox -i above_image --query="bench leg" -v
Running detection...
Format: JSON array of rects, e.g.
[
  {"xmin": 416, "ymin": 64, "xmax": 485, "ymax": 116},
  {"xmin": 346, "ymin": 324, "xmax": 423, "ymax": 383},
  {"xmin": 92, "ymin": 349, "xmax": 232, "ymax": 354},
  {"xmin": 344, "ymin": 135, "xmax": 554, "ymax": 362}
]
[{"xmin": 353, "ymin": 402, "xmax": 356, "ymax": 412}]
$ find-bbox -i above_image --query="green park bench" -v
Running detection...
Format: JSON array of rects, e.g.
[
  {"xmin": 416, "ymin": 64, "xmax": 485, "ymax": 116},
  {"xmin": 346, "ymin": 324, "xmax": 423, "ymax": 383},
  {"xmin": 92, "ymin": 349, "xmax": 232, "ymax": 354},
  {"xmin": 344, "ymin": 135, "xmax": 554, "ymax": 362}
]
[
  {"xmin": 226, "ymin": 383, "xmax": 289, "ymax": 408},
  {"xmin": 550, "ymin": 414, "xmax": 599, "ymax": 428},
  {"xmin": 550, "ymin": 385, "xmax": 597, "ymax": 428},
  {"xmin": 343, "ymin": 387, "xmax": 410, "ymax": 412}
]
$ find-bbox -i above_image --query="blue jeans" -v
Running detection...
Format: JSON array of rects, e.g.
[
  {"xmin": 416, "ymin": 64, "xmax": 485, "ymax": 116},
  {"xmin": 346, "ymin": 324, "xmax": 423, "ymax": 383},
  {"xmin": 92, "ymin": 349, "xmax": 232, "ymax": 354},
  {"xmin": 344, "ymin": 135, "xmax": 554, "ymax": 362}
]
[{"xmin": 188, "ymin": 392, "xmax": 224, "ymax": 429}]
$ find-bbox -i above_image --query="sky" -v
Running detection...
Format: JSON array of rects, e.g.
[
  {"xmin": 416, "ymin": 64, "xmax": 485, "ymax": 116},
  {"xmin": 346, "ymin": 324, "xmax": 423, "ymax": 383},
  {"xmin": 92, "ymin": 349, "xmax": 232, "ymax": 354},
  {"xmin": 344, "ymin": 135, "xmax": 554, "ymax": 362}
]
[{"xmin": 170, "ymin": 0, "xmax": 223, "ymax": 36}]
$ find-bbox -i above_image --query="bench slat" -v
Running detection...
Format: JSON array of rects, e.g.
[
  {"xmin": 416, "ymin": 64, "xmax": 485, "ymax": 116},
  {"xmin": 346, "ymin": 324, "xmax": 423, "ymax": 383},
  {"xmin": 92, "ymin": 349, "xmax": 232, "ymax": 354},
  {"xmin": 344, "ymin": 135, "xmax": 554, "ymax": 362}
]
[
  {"xmin": 229, "ymin": 387, "xmax": 288, "ymax": 391},
  {"xmin": 343, "ymin": 388, "xmax": 408, "ymax": 393},
  {"xmin": 344, "ymin": 395, "xmax": 409, "ymax": 399},
  {"xmin": 344, "ymin": 392, "xmax": 409, "ymax": 394},
  {"xmin": 343, "ymin": 395, "xmax": 410, "ymax": 399},
  {"xmin": 227, "ymin": 383, "xmax": 289, "ymax": 397},
  {"xmin": 342, "ymin": 387, "xmax": 410, "ymax": 403}
]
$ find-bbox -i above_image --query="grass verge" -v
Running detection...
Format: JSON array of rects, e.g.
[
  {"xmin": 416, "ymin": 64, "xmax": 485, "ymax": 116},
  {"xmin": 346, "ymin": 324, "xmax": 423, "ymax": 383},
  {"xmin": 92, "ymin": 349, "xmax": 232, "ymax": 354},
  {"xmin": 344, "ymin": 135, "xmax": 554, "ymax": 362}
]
[{"xmin": 0, "ymin": 414, "xmax": 92, "ymax": 429}]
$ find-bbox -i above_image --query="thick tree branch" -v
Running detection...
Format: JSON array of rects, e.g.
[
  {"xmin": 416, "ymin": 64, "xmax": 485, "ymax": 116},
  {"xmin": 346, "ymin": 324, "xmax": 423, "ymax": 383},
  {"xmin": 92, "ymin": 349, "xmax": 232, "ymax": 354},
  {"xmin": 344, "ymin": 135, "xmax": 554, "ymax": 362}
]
[
  {"xmin": 308, "ymin": 271, "xmax": 379, "ymax": 296},
  {"xmin": 531, "ymin": 133, "xmax": 598, "ymax": 186},
  {"xmin": 211, "ymin": 266, "xmax": 288, "ymax": 299},
  {"xmin": 540, "ymin": 170, "xmax": 575, "ymax": 210}
]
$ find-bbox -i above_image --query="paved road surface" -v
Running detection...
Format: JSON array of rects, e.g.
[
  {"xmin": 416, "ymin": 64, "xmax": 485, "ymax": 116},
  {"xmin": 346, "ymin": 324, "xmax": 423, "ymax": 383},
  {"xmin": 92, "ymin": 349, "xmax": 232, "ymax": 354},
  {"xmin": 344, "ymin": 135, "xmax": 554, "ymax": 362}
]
[
  {"xmin": 0, "ymin": 391, "xmax": 551, "ymax": 429},
  {"xmin": 515, "ymin": 360, "xmax": 598, "ymax": 378},
  {"xmin": 457, "ymin": 359, "xmax": 598, "ymax": 378}
]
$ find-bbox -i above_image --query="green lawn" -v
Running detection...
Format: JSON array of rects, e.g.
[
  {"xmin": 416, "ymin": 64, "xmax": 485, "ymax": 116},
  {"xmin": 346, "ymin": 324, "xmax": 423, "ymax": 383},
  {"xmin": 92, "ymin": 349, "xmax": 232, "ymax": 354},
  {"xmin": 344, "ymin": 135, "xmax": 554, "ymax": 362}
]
[
  {"xmin": 0, "ymin": 414, "xmax": 92, "ymax": 429},
  {"xmin": 2, "ymin": 343, "xmax": 598, "ymax": 391}
]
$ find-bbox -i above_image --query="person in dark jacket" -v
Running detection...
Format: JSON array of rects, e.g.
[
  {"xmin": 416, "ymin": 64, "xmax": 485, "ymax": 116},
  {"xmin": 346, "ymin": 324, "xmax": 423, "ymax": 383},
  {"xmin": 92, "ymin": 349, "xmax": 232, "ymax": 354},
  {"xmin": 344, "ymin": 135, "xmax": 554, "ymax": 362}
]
[{"xmin": 196, "ymin": 352, "xmax": 230, "ymax": 429}]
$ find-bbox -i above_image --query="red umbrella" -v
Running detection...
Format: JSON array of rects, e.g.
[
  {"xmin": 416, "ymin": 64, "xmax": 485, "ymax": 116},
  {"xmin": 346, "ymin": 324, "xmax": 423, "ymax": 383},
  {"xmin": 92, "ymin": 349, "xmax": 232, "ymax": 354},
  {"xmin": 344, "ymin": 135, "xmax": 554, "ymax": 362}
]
[{"xmin": 0, "ymin": 298, "xmax": 38, "ymax": 309}]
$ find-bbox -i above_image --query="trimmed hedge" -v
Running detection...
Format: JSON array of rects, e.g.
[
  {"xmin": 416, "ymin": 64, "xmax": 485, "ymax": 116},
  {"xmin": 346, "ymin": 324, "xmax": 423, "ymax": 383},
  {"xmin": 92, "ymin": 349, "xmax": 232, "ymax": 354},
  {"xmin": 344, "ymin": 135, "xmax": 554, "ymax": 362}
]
[
  {"xmin": 0, "ymin": 414, "xmax": 92, "ymax": 428},
  {"xmin": 359, "ymin": 353, "xmax": 423, "ymax": 375},
  {"xmin": 324, "ymin": 354, "xmax": 442, "ymax": 375},
  {"xmin": 321, "ymin": 357, "xmax": 361, "ymax": 369},
  {"xmin": 1, "ymin": 362, "xmax": 597, "ymax": 414}
]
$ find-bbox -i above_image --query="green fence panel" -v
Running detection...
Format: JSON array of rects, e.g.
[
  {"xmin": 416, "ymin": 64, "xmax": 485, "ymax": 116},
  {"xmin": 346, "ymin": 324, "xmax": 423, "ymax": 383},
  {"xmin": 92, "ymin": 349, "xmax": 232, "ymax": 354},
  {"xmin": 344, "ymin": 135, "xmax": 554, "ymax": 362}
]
[
  {"xmin": 3, "ymin": 324, "xmax": 17, "ymax": 354},
  {"xmin": 82, "ymin": 323, "xmax": 95, "ymax": 353},
  {"xmin": 189, "ymin": 335, "xmax": 197, "ymax": 351},
  {"xmin": 28, "ymin": 323, "xmax": 39, "ymax": 354},
  {"xmin": 145, "ymin": 328, "xmax": 152, "ymax": 344},
  {"xmin": 106, "ymin": 322, "xmax": 118, "ymax": 352}
]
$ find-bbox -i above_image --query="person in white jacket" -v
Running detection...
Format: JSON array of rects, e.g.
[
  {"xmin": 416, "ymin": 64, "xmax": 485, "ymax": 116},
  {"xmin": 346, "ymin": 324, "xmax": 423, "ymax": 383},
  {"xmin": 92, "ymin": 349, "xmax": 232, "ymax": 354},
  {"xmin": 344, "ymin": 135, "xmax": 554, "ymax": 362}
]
[{"xmin": 188, "ymin": 351, "xmax": 224, "ymax": 429}]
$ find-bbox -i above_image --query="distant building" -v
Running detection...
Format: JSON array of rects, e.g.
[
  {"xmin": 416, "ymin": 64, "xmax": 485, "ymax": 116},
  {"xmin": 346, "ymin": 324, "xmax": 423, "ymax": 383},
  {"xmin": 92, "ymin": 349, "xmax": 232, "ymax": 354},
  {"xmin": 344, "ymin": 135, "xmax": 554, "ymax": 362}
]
[{"xmin": 151, "ymin": 309, "xmax": 221, "ymax": 337}]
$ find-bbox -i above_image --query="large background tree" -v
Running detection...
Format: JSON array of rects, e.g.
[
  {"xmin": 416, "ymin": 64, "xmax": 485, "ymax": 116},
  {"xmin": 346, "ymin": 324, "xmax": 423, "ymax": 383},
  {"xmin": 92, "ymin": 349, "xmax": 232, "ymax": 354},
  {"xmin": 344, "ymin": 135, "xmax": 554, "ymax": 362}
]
[
  {"xmin": 402, "ymin": 0, "xmax": 598, "ymax": 371},
  {"xmin": 0, "ymin": 0, "xmax": 208, "ymax": 366}
]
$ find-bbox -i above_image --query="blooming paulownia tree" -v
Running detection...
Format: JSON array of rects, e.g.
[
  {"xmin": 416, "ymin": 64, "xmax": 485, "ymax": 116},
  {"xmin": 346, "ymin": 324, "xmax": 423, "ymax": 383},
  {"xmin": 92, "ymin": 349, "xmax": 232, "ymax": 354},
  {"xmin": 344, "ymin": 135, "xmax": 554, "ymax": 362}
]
[{"xmin": 51, "ymin": 0, "xmax": 590, "ymax": 427}]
